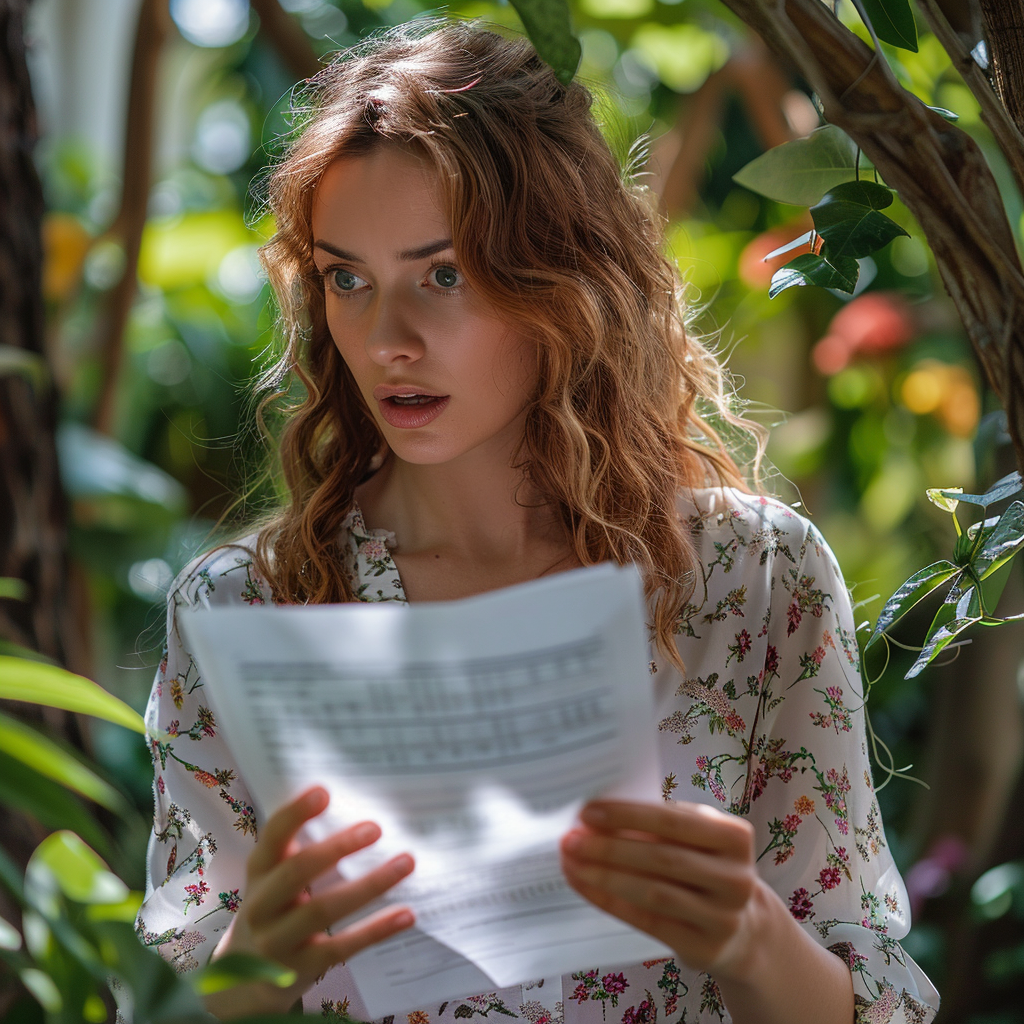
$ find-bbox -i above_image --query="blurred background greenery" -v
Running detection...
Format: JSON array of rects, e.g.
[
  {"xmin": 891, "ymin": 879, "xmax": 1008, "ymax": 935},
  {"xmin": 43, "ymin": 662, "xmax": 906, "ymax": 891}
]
[{"xmin": 7, "ymin": 0, "xmax": 1024, "ymax": 1019}]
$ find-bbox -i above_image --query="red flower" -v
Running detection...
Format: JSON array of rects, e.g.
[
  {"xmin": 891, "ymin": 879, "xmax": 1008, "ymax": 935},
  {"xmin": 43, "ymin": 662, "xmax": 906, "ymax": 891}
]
[
  {"xmin": 788, "ymin": 888, "xmax": 815, "ymax": 920},
  {"xmin": 819, "ymin": 866, "xmax": 842, "ymax": 890}
]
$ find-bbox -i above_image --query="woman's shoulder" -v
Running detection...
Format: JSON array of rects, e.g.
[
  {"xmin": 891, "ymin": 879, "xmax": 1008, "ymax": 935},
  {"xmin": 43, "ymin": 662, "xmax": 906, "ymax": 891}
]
[
  {"xmin": 678, "ymin": 486, "xmax": 840, "ymax": 583},
  {"xmin": 167, "ymin": 533, "xmax": 271, "ymax": 611}
]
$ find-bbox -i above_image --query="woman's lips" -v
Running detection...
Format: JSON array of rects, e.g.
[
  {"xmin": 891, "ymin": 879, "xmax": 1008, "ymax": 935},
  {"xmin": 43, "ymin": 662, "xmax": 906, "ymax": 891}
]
[{"xmin": 376, "ymin": 393, "xmax": 451, "ymax": 429}]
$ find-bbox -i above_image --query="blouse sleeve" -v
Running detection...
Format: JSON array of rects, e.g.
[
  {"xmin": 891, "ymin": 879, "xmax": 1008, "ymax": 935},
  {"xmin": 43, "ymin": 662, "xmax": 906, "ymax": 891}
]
[
  {"xmin": 134, "ymin": 547, "xmax": 266, "ymax": 974},
  {"xmin": 747, "ymin": 518, "xmax": 939, "ymax": 1022}
]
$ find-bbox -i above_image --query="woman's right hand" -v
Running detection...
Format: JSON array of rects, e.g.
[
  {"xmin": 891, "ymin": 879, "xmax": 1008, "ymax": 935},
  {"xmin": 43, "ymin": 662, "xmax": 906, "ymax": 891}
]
[{"xmin": 203, "ymin": 785, "xmax": 416, "ymax": 1019}]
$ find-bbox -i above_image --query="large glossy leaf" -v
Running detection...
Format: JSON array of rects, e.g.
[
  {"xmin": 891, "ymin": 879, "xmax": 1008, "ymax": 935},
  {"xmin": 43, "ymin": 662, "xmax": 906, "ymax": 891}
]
[
  {"xmin": 733, "ymin": 125, "xmax": 862, "ymax": 206},
  {"xmin": 0, "ymin": 638, "xmax": 56, "ymax": 664},
  {"xmin": 811, "ymin": 182, "xmax": 907, "ymax": 259},
  {"xmin": 907, "ymin": 614, "xmax": 978, "ymax": 678},
  {"xmin": 769, "ymin": 252, "xmax": 859, "ymax": 297},
  {"xmin": 192, "ymin": 952, "xmax": 297, "ymax": 995},
  {"xmin": 859, "ymin": 0, "xmax": 919, "ymax": 51},
  {"xmin": 815, "ymin": 209, "xmax": 907, "ymax": 259},
  {"xmin": 28, "ymin": 832, "xmax": 128, "ymax": 906},
  {"xmin": 866, "ymin": 559, "xmax": 960, "ymax": 649},
  {"xmin": 507, "ymin": 0, "xmax": 581, "ymax": 85},
  {"xmin": 815, "ymin": 180, "xmax": 895, "ymax": 212},
  {"xmin": 0, "ymin": 751, "xmax": 108, "ymax": 852},
  {"xmin": 972, "ymin": 501, "xmax": 1024, "ymax": 579},
  {"xmin": 0, "ymin": 712, "xmax": 128, "ymax": 813},
  {"xmin": 936, "ymin": 470, "xmax": 1023, "ymax": 508},
  {"xmin": 0, "ymin": 657, "xmax": 144, "ymax": 733}
]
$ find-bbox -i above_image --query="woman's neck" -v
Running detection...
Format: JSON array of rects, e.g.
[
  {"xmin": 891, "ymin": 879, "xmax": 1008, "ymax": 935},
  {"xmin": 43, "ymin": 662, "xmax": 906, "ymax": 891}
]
[{"xmin": 357, "ymin": 446, "xmax": 563, "ymax": 565}]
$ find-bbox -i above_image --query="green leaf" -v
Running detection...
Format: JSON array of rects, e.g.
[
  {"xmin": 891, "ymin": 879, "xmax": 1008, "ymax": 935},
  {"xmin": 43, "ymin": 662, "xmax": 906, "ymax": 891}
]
[
  {"xmin": 0, "ymin": 657, "xmax": 144, "ymax": 733},
  {"xmin": 859, "ymin": 0, "xmax": 918, "ymax": 51},
  {"xmin": 0, "ymin": 345, "xmax": 48, "ymax": 391},
  {"xmin": 866, "ymin": 560, "xmax": 960, "ymax": 649},
  {"xmin": 507, "ymin": 0, "xmax": 581, "ymax": 85},
  {"xmin": 0, "ymin": 639, "xmax": 56, "ymax": 664},
  {"xmin": 815, "ymin": 210, "xmax": 908, "ymax": 259},
  {"xmin": 0, "ymin": 751, "xmax": 109, "ymax": 853},
  {"xmin": 811, "ymin": 183, "xmax": 908, "ymax": 259},
  {"xmin": 927, "ymin": 487, "xmax": 962, "ymax": 513},
  {"xmin": 18, "ymin": 967, "xmax": 62, "ymax": 1012},
  {"xmin": 936, "ymin": 471, "xmax": 1022, "ymax": 508},
  {"xmin": 769, "ymin": 252, "xmax": 859, "ymax": 298},
  {"xmin": 972, "ymin": 501, "xmax": 1024, "ymax": 579},
  {"xmin": 763, "ymin": 230, "xmax": 815, "ymax": 261},
  {"xmin": 0, "ymin": 577, "xmax": 29, "ymax": 601},
  {"xmin": 28, "ymin": 832, "xmax": 128, "ymax": 906},
  {"xmin": 733, "ymin": 125, "xmax": 863, "ymax": 206},
  {"xmin": 927, "ymin": 105, "xmax": 959, "ymax": 122},
  {"xmin": 907, "ymin": 614, "xmax": 977, "ymax": 677},
  {"xmin": 0, "ymin": 712, "xmax": 129, "ymax": 813},
  {"xmin": 0, "ymin": 912, "xmax": 22, "ymax": 951},
  {"xmin": 192, "ymin": 952, "xmax": 297, "ymax": 996},
  {"xmin": 815, "ymin": 180, "xmax": 895, "ymax": 211}
]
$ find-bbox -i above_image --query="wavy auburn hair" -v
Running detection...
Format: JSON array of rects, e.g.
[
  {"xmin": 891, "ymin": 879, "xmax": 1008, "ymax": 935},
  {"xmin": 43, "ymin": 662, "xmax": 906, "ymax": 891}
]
[{"xmin": 252, "ymin": 20, "xmax": 764, "ymax": 670}]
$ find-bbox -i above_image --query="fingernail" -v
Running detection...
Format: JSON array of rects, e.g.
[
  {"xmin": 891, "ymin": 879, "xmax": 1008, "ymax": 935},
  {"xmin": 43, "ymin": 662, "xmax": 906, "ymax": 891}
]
[
  {"xmin": 392, "ymin": 853, "xmax": 414, "ymax": 874},
  {"xmin": 581, "ymin": 804, "xmax": 607, "ymax": 825},
  {"xmin": 352, "ymin": 822, "xmax": 378, "ymax": 843},
  {"xmin": 563, "ymin": 831, "xmax": 583, "ymax": 852},
  {"xmin": 394, "ymin": 908, "xmax": 415, "ymax": 928}
]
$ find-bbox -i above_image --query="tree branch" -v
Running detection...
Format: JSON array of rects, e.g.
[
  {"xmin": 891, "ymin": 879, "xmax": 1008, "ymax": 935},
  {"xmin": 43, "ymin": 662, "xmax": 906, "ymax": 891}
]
[
  {"xmin": 718, "ymin": 0, "xmax": 1024, "ymax": 474},
  {"xmin": 91, "ymin": 0, "xmax": 171, "ymax": 435},
  {"xmin": 915, "ymin": 0, "xmax": 1024, "ymax": 204}
]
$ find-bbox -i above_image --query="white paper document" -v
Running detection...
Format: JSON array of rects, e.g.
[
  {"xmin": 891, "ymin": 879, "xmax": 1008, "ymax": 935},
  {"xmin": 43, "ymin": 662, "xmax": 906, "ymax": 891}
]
[{"xmin": 179, "ymin": 562, "xmax": 671, "ymax": 1017}]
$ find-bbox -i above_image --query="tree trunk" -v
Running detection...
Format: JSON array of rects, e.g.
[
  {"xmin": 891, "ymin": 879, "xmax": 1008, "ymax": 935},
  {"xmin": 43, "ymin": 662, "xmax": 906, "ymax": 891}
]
[{"xmin": 717, "ymin": 0, "xmax": 1024, "ymax": 476}]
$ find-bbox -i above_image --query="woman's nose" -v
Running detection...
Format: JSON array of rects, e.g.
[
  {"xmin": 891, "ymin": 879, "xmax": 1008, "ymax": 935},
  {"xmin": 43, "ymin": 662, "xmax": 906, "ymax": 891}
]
[{"xmin": 364, "ymin": 293, "xmax": 425, "ymax": 366}]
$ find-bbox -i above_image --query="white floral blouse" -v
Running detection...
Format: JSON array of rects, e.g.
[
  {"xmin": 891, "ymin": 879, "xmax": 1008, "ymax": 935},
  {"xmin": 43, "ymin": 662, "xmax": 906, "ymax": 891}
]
[{"xmin": 136, "ymin": 488, "xmax": 940, "ymax": 1023}]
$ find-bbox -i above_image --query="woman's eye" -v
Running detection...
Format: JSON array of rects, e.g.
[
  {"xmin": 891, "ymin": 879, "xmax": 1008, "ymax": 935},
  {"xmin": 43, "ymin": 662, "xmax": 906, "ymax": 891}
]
[
  {"xmin": 329, "ymin": 269, "xmax": 366, "ymax": 293},
  {"xmin": 430, "ymin": 266, "xmax": 460, "ymax": 289}
]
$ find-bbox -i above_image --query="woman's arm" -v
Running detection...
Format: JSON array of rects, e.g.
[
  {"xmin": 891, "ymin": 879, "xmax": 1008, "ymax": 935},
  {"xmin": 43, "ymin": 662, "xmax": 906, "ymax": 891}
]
[{"xmin": 560, "ymin": 799, "xmax": 854, "ymax": 1024}]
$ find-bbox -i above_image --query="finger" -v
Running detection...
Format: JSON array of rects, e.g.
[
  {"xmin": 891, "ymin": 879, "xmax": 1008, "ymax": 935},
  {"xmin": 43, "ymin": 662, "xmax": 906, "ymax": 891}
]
[
  {"xmin": 561, "ymin": 830, "xmax": 754, "ymax": 908},
  {"xmin": 565, "ymin": 871, "xmax": 725, "ymax": 973},
  {"xmin": 562, "ymin": 856, "xmax": 742, "ymax": 940},
  {"xmin": 248, "ymin": 787, "xmax": 330, "ymax": 876},
  {"xmin": 248, "ymin": 820, "xmax": 384, "ymax": 925},
  {"xmin": 265, "ymin": 853, "xmax": 415, "ymax": 951},
  {"xmin": 305, "ymin": 904, "xmax": 415, "ymax": 979},
  {"xmin": 580, "ymin": 801, "xmax": 754, "ymax": 858}
]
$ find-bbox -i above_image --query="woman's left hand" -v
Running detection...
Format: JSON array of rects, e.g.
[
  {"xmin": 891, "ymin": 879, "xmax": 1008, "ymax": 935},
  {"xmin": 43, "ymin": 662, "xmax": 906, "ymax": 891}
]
[{"xmin": 560, "ymin": 800, "xmax": 763, "ymax": 980}]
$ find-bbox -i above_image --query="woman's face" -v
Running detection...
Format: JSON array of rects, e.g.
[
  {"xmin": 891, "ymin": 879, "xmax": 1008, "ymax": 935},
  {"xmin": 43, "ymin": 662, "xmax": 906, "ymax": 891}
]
[{"xmin": 311, "ymin": 145, "xmax": 537, "ymax": 468}]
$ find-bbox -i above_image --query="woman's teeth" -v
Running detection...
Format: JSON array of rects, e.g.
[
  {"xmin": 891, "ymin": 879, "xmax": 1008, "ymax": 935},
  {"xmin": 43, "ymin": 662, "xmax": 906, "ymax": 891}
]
[{"xmin": 390, "ymin": 395, "xmax": 439, "ymax": 405}]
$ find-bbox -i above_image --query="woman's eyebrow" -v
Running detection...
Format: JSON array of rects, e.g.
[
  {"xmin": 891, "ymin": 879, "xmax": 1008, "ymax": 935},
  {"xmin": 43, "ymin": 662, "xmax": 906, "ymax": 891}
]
[{"xmin": 313, "ymin": 238, "xmax": 454, "ymax": 263}]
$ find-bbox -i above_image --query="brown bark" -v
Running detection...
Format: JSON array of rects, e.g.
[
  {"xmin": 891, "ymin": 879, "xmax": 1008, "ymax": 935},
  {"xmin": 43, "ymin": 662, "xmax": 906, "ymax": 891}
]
[
  {"xmin": 716, "ymin": 0, "xmax": 1024, "ymax": 477},
  {"xmin": 0, "ymin": 0, "xmax": 79, "ymax": 667},
  {"xmin": 977, "ymin": 0, "xmax": 1024, "ymax": 135},
  {"xmin": 91, "ymin": 0, "xmax": 171, "ymax": 435}
]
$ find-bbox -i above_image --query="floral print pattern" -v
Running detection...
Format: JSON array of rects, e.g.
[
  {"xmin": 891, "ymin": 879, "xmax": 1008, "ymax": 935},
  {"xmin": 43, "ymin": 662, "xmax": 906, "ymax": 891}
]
[{"xmin": 136, "ymin": 493, "xmax": 939, "ymax": 1022}]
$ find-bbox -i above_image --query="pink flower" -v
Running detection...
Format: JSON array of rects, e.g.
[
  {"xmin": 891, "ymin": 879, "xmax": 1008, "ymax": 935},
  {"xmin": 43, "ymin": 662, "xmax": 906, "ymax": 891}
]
[
  {"xmin": 783, "ymin": 814, "xmax": 802, "ymax": 832},
  {"xmin": 788, "ymin": 888, "xmax": 815, "ymax": 921},
  {"xmin": 819, "ymin": 866, "xmax": 842, "ymax": 890},
  {"xmin": 602, "ymin": 973, "xmax": 627, "ymax": 995}
]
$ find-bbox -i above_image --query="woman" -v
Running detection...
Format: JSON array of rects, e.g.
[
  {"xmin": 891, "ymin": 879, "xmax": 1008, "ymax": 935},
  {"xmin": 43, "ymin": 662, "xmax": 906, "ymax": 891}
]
[{"xmin": 136, "ymin": 21, "xmax": 939, "ymax": 1023}]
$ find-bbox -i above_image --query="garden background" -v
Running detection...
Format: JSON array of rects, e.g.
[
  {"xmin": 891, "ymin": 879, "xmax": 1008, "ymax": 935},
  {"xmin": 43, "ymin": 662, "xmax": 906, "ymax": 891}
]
[{"xmin": 2, "ymin": 0, "xmax": 1023, "ymax": 1019}]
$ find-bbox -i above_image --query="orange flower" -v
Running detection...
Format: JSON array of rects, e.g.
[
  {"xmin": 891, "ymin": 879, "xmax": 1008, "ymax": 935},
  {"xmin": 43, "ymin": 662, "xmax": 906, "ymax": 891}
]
[{"xmin": 794, "ymin": 795, "xmax": 815, "ymax": 815}]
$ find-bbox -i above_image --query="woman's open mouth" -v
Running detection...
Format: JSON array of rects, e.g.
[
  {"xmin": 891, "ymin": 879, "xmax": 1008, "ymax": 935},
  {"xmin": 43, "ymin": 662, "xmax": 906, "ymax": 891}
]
[{"xmin": 377, "ymin": 393, "xmax": 451, "ymax": 428}]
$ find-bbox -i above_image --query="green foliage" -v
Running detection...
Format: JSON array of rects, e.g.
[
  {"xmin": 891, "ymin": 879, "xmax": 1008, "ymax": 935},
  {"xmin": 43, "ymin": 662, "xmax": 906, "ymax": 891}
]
[
  {"xmin": 508, "ymin": 0, "xmax": 581, "ymax": 84},
  {"xmin": 0, "ymin": 657, "xmax": 145, "ymax": 734},
  {"xmin": 732, "ymin": 125, "xmax": 863, "ymax": 206},
  {"xmin": 856, "ymin": 0, "xmax": 918, "ymax": 52},
  {"xmin": 865, "ymin": 472, "xmax": 1024, "ymax": 679}
]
